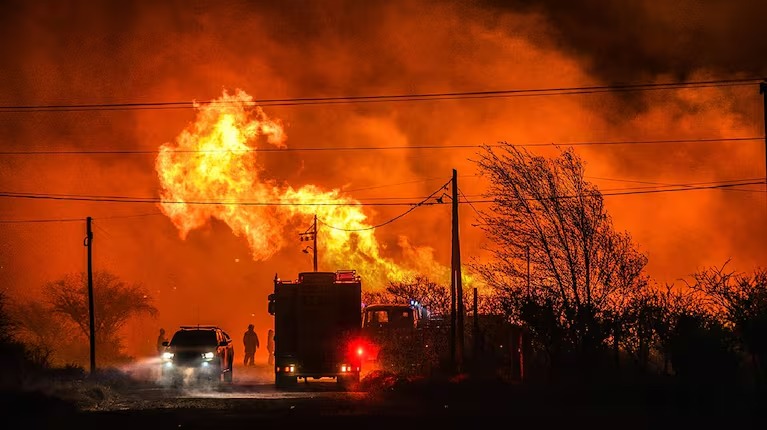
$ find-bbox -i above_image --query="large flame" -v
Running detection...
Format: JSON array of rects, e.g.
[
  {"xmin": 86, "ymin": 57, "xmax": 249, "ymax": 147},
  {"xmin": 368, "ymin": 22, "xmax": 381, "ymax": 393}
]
[{"xmin": 155, "ymin": 89, "xmax": 448, "ymax": 288}]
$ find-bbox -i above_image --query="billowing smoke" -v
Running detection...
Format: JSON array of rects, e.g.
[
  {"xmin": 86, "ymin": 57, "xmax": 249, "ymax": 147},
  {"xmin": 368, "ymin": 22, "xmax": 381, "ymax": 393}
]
[{"xmin": 0, "ymin": 0, "xmax": 763, "ymax": 360}]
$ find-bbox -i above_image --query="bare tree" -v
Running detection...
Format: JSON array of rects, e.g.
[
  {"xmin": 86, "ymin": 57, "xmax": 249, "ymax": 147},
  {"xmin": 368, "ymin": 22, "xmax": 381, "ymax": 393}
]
[
  {"xmin": 472, "ymin": 143, "xmax": 649, "ymax": 372},
  {"xmin": 362, "ymin": 275, "xmax": 452, "ymax": 317},
  {"xmin": 42, "ymin": 271, "xmax": 158, "ymax": 363},
  {"xmin": 386, "ymin": 275, "xmax": 451, "ymax": 317}
]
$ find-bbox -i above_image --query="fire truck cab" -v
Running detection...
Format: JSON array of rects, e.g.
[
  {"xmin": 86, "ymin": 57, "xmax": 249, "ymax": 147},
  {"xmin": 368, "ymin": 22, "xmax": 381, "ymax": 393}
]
[{"xmin": 361, "ymin": 301, "xmax": 431, "ymax": 371}]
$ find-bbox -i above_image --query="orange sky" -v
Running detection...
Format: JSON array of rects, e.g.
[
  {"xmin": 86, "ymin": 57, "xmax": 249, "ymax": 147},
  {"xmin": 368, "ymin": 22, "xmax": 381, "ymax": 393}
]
[{"xmin": 0, "ymin": 0, "xmax": 765, "ymax": 359}]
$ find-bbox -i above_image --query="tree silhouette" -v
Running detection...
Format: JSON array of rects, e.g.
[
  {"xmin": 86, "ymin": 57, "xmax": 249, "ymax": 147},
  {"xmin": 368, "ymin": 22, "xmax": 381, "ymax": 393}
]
[
  {"xmin": 616, "ymin": 283, "xmax": 702, "ymax": 374},
  {"xmin": 386, "ymin": 275, "xmax": 451, "ymax": 317},
  {"xmin": 0, "ymin": 290, "xmax": 44, "ymax": 388},
  {"xmin": 0, "ymin": 290, "xmax": 16, "ymax": 344},
  {"xmin": 42, "ymin": 271, "xmax": 157, "ymax": 364},
  {"xmin": 472, "ymin": 143, "xmax": 649, "ymax": 376},
  {"xmin": 686, "ymin": 261, "xmax": 767, "ymax": 384}
]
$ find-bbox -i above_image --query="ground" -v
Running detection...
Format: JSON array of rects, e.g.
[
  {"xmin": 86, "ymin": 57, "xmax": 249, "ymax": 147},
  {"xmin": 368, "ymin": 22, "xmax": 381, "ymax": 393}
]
[{"xmin": 4, "ymin": 360, "xmax": 764, "ymax": 429}]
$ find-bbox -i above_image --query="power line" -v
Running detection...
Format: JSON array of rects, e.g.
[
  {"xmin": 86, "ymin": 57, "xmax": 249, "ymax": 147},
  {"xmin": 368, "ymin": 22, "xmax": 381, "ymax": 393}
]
[
  {"xmin": 342, "ymin": 176, "xmax": 448, "ymax": 193},
  {"xmin": 591, "ymin": 177, "xmax": 766, "ymax": 193},
  {"xmin": 466, "ymin": 180, "xmax": 767, "ymax": 204},
  {"xmin": 587, "ymin": 175, "xmax": 761, "ymax": 187},
  {"xmin": 0, "ymin": 78, "xmax": 759, "ymax": 113},
  {"xmin": 0, "ymin": 217, "xmax": 84, "ymax": 224},
  {"xmin": 0, "ymin": 179, "xmax": 762, "ymax": 220},
  {"xmin": 96, "ymin": 211, "xmax": 165, "ymax": 220},
  {"xmin": 318, "ymin": 178, "xmax": 453, "ymax": 232},
  {"xmin": 0, "ymin": 210, "xmax": 163, "ymax": 225},
  {"xmin": 0, "ymin": 192, "xmax": 422, "ymax": 207},
  {"xmin": 0, "ymin": 188, "xmax": 454, "ymax": 203},
  {"xmin": 457, "ymin": 186, "xmax": 487, "ymax": 223},
  {"xmin": 91, "ymin": 221, "xmax": 115, "ymax": 239},
  {"xmin": 0, "ymin": 136, "xmax": 760, "ymax": 156}
]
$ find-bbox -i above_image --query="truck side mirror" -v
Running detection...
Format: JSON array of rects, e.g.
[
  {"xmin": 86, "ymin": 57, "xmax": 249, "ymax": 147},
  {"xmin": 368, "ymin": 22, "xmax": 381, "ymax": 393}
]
[{"xmin": 268, "ymin": 293, "xmax": 275, "ymax": 315}]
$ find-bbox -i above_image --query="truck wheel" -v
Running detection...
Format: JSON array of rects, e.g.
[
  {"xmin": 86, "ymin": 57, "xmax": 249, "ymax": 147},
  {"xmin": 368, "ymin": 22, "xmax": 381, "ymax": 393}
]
[
  {"xmin": 275, "ymin": 374, "xmax": 296, "ymax": 388},
  {"xmin": 159, "ymin": 369, "xmax": 175, "ymax": 387},
  {"xmin": 338, "ymin": 373, "xmax": 360, "ymax": 390}
]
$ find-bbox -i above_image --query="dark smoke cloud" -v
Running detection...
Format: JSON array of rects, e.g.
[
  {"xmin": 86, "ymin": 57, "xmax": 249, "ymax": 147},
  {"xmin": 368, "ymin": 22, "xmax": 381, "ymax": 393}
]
[{"xmin": 477, "ymin": 0, "xmax": 767, "ymax": 80}]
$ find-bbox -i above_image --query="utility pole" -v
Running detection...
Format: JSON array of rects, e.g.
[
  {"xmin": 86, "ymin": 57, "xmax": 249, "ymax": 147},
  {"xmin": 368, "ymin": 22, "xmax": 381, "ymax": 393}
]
[
  {"xmin": 760, "ymin": 81, "xmax": 767, "ymax": 211},
  {"xmin": 451, "ymin": 168, "xmax": 464, "ymax": 371},
  {"xmin": 313, "ymin": 214, "xmax": 318, "ymax": 272},
  {"xmin": 84, "ymin": 217, "xmax": 96, "ymax": 375},
  {"xmin": 472, "ymin": 287, "xmax": 479, "ymax": 370},
  {"xmin": 450, "ymin": 242, "xmax": 456, "ymax": 369},
  {"xmin": 300, "ymin": 215, "xmax": 318, "ymax": 272}
]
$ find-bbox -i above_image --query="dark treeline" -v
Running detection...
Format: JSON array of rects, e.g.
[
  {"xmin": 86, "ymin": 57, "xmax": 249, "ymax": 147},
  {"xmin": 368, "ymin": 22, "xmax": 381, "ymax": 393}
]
[{"xmin": 360, "ymin": 143, "xmax": 767, "ymax": 421}]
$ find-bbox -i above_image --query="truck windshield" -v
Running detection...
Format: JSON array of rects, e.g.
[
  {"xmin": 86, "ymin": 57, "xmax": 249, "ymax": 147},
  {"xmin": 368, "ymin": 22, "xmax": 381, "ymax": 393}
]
[{"xmin": 365, "ymin": 307, "xmax": 413, "ymax": 328}]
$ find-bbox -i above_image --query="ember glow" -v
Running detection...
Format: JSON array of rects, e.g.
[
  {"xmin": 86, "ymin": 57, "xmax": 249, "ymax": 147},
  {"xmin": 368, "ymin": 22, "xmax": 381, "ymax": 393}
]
[{"xmin": 156, "ymin": 89, "xmax": 444, "ymax": 287}]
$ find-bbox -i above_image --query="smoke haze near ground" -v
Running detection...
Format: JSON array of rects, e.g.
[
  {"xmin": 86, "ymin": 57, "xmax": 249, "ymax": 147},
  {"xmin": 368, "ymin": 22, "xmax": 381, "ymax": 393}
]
[{"xmin": 0, "ymin": 0, "xmax": 764, "ymax": 360}]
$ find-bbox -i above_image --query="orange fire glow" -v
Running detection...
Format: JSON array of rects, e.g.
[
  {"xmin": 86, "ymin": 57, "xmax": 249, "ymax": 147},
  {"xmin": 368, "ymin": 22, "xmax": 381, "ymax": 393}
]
[{"xmin": 155, "ymin": 89, "xmax": 449, "ymax": 288}]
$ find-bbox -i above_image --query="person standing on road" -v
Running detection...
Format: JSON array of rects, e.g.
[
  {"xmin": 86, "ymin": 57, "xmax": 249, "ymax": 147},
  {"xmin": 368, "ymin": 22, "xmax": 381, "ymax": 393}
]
[
  {"xmin": 156, "ymin": 328, "xmax": 168, "ymax": 355},
  {"xmin": 267, "ymin": 329, "xmax": 275, "ymax": 366},
  {"xmin": 243, "ymin": 324, "xmax": 260, "ymax": 366}
]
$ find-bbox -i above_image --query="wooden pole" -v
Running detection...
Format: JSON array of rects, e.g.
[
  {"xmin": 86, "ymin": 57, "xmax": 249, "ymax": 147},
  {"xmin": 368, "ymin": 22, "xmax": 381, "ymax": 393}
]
[
  {"xmin": 312, "ymin": 214, "xmax": 318, "ymax": 272},
  {"xmin": 85, "ymin": 217, "xmax": 96, "ymax": 374},
  {"xmin": 452, "ymin": 169, "xmax": 464, "ymax": 370}
]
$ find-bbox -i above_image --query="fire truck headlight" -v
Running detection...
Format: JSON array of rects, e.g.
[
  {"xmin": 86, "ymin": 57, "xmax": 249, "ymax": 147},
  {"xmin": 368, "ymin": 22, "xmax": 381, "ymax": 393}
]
[
  {"xmin": 161, "ymin": 352, "xmax": 174, "ymax": 361},
  {"xmin": 202, "ymin": 351, "xmax": 215, "ymax": 360}
]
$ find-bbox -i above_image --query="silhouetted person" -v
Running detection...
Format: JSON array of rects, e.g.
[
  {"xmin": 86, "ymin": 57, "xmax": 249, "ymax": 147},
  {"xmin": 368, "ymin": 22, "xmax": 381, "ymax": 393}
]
[
  {"xmin": 267, "ymin": 329, "xmax": 275, "ymax": 366},
  {"xmin": 243, "ymin": 324, "xmax": 260, "ymax": 366},
  {"xmin": 156, "ymin": 328, "xmax": 168, "ymax": 355}
]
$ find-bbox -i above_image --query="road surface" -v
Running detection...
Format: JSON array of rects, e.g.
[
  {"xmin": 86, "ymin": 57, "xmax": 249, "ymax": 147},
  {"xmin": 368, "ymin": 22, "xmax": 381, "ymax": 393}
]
[{"xmin": 9, "ymin": 360, "xmax": 761, "ymax": 429}]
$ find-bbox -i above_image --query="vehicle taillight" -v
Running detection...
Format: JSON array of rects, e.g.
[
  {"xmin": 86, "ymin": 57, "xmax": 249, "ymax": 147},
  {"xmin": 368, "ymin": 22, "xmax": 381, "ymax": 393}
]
[{"xmin": 348, "ymin": 339, "xmax": 366, "ymax": 360}]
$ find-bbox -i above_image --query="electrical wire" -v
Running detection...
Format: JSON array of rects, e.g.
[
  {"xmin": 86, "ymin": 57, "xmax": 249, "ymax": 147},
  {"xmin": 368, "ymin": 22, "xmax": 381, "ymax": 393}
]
[
  {"xmin": 0, "ymin": 78, "xmax": 759, "ymax": 113},
  {"xmin": 318, "ymin": 178, "xmax": 452, "ymax": 232},
  {"xmin": 466, "ymin": 180, "xmax": 767, "ymax": 204},
  {"xmin": 96, "ymin": 211, "xmax": 165, "ymax": 220},
  {"xmin": 0, "ymin": 136, "xmax": 761, "ymax": 155},
  {"xmin": 0, "ymin": 178, "xmax": 762, "ymax": 210},
  {"xmin": 0, "ymin": 178, "xmax": 763, "ymax": 225},
  {"xmin": 0, "ymin": 217, "xmax": 84, "ymax": 224},
  {"xmin": 458, "ymin": 187, "xmax": 487, "ymax": 223},
  {"xmin": 0, "ymin": 191, "xmax": 422, "ymax": 206},
  {"xmin": 92, "ymin": 221, "xmax": 115, "ymax": 239}
]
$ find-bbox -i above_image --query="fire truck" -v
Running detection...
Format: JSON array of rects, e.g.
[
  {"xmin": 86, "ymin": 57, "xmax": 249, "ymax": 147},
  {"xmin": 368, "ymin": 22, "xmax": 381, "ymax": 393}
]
[
  {"xmin": 361, "ymin": 301, "xmax": 448, "ymax": 374},
  {"xmin": 267, "ymin": 270, "xmax": 363, "ymax": 389}
]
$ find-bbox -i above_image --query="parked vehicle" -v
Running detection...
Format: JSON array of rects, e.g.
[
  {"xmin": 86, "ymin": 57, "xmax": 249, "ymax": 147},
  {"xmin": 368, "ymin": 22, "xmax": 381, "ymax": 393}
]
[
  {"xmin": 361, "ymin": 301, "xmax": 442, "ymax": 374},
  {"xmin": 160, "ymin": 325, "xmax": 234, "ymax": 385}
]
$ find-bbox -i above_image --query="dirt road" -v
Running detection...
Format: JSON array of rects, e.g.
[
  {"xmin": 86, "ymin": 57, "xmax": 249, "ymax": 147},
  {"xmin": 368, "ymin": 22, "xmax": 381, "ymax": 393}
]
[{"xmin": 9, "ymin": 361, "xmax": 762, "ymax": 429}]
